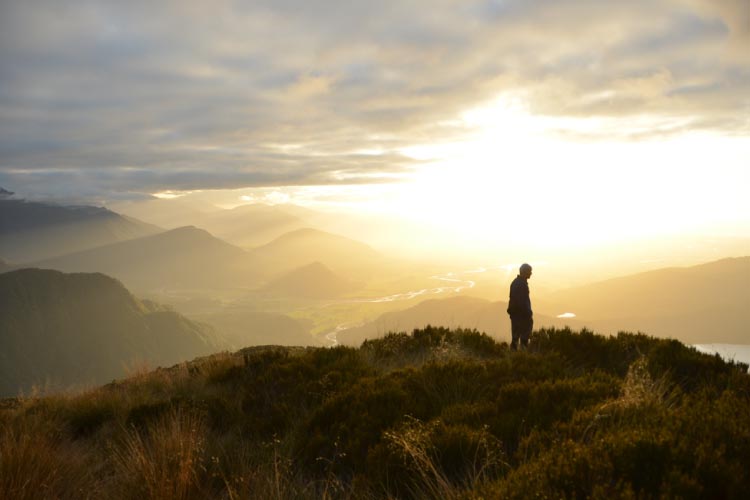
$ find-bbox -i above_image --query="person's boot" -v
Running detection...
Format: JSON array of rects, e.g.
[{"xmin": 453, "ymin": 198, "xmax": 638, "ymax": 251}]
[{"xmin": 510, "ymin": 340, "xmax": 518, "ymax": 351}]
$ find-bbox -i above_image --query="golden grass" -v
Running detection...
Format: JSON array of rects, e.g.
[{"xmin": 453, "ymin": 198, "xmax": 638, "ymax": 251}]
[
  {"xmin": 0, "ymin": 413, "xmax": 102, "ymax": 499},
  {"xmin": 111, "ymin": 408, "xmax": 207, "ymax": 500}
]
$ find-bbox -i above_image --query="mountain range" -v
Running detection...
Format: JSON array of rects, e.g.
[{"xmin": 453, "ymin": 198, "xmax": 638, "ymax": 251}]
[
  {"xmin": 21, "ymin": 214, "xmax": 384, "ymax": 294},
  {"xmin": 28, "ymin": 226, "xmax": 258, "ymax": 292},
  {"xmin": 199, "ymin": 203, "xmax": 308, "ymax": 248},
  {"xmin": 110, "ymin": 198, "xmax": 311, "ymax": 248},
  {"xmin": 249, "ymin": 227, "xmax": 384, "ymax": 279},
  {"xmin": 0, "ymin": 198, "xmax": 160, "ymax": 262},
  {"xmin": 0, "ymin": 268, "xmax": 227, "ymax": 397},
  {"xmin": 337, "ymin": 257, "xmax": 750, "ymax": 346},
  {"xmin": 539, "ymin": 256, "xmax": 750, "ymax": 344},
  {"xmin": 261, "ymin": 261, "xmax": 362, "ymax": 299},
  {"xmin": 3, "ymin": 196, "xmax": 748, "ymax": 349}
]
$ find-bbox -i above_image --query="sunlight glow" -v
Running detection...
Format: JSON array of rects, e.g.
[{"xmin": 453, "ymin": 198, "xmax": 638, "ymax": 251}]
[
  {"xmin": 174, "ymin": 92, "xmax": 749, "ymax": 259},
  {"xmin": 152, "ymin": 190, "xmax": 193, "ymax": 199},
  {"xmin": 392, "ymin": 93, "xmax": 750, "ymax": 251}
]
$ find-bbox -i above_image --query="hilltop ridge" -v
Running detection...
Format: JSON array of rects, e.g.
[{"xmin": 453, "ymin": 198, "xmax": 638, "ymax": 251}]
[{"xmin": 1, "ymin": 326, "xmax": 747, "ymax": 498}]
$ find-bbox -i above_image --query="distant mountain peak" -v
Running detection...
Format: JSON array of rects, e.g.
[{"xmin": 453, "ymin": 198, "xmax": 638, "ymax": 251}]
[
  {"xmin": 27, "ymin": 221, "xmax": 253, "ymax": 291},
  {"xmin": 280, "ymin": 227, "xmax": 337, "ymax": 239},
  {"xmin": 262, "ymin": 260, "xmax": 360, "ymax": 299},
  {"xmin": 157, "ymin": 225, "xmax": 245, "ymax": 251},
  {"xmin": 300, "ymin": 261, "xmax": 330, "ymax": 272},
  {"xmin": 258, "ymin": 227, "xmax": 381, "ymax": 256},
  {"xmin": 167, "ymin": 225, "xmax": 209, "ymax": 235}
]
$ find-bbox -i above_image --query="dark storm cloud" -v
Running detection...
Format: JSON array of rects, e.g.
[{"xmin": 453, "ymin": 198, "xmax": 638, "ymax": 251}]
[{"xmin": 0, "ymin": 0, "xmax": 747, "ymax": 200}]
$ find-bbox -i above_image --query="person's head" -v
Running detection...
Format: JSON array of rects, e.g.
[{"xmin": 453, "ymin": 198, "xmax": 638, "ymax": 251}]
[{"xmin": 519, "ymin": 263, "xmax": 532, "ymax": 279}]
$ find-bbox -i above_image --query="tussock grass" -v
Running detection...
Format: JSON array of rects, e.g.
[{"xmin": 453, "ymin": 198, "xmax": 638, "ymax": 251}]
[
  {"xmin": 0, "ymin": 413, "xmax": 102, "ymax": 499},
  {"xmin": 384, "ymin": 416, "xmax": 506, "ymax": 500},
  {"xmin": 1, "ymin": 327, "xmax": 748, "ymax": 499},
  {"xmin": 112, "ymin": 408, "xmax": 207, "ymax": 500}
]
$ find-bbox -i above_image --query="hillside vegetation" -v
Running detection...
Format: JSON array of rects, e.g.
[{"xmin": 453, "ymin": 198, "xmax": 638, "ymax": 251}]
[
  {"xmin": 337, "ymin": 295, "xmax": 581, "ymax": 346},
  {"xmin": 1, "ymin": 327, "xmax": 748, "ymax": 499}
]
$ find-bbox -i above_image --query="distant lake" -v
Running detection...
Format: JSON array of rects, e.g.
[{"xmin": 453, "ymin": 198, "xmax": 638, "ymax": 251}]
[
  {"xmin": 556, "ymin": 312, "xmax": 576, "ymax": 318},
  {"xmin": 693, "ymin": 344, "xmax": 750, "ymax": 372}
]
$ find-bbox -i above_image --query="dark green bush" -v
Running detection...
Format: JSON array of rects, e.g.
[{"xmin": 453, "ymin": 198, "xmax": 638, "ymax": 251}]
[
  {"xmin": 296, "ymin": 374, "xmax": 418, "ymax": 475},
  {"xmin": 646, "ymin": 339, "xmax": 747, "ymax": 393},
  {"xmin": 67, "ymin": 401, "xmax": 117, "ymax": 438},
  {"xmin": 361, "ymin": 326, "xmax": 504, "ymax": 367},
  {"xmin": 366, "ymin": 418, "xmax": 505, "ymax": 499},
  {"xmin": 125, "ymin": 400, "xmax": 173, "ymax": 429},
  {"xmin": 231, "ymin": 346, "xmax": 376, "ymax": 438},
  {"xmin": 530, "ymin": 327, "xmax": 649, "ymax": 376},
  {"xmin": 479, "ymin": 386, "xmax": 750, "ymax": 499}
]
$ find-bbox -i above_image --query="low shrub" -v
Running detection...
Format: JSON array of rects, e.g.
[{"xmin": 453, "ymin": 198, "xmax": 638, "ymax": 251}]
[{"xmin": 2, "ymin": 327, "xmax": 747, "ymax": 499}]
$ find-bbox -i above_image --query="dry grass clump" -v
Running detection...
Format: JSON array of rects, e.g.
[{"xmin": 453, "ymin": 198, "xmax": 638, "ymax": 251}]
[
  {"xmin": 618, "ymin": 356, "xmax": 678, "ymax": 408},
  {"xmin": 381, "ymin": 416, "xmax": 507, "ymax": 500},
  {"xmin": 111, "ymin": 408, "xmax": 207, "ymax": 500},
  {"xmin": 0, "ymin": 413, "xmax": 102, "ymax": 499}
]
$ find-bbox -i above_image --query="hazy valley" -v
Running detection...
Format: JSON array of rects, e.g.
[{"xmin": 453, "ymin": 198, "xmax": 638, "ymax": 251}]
[{"xmin": 1, "ymin": 193, "xmax": 748, "ymax": 396}]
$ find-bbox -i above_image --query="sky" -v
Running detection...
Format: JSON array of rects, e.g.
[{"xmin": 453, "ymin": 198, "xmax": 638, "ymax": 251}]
[{"xmin": 1, "ymin": 0, "xmax": 749, "ymax": 249}]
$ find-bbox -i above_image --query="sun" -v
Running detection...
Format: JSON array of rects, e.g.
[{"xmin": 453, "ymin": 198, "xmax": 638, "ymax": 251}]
[
  {"xmin": 394, "ymin": 96, "xmax": 596, "ymax": 248},
  {"xmin": 393, "ymin": 95, "xmax": 750, "ymax": 253}
]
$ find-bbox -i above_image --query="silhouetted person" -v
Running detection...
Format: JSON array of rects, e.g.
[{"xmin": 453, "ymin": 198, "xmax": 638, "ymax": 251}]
[{"xmin": 507, "ymin": 263, "xmax": 533, "ymax": 351}]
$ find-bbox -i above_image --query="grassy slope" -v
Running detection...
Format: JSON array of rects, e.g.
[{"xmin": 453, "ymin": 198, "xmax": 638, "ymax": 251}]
[{"xmin": 1, "ymin": 327, "xmax": 748, "ymax": 499}]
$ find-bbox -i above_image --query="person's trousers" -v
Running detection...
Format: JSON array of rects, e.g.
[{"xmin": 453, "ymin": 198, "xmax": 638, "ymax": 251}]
[{"xmin": 510, "ymin": 316, "xmax": 533, "ymax": 350}]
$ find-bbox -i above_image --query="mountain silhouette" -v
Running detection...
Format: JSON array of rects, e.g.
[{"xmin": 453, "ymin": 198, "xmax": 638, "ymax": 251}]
[
  {"xmin": 28, "ymin": 226, "xmax": 257, "ymax": 292},
  {"xmin": 540, "ymin": 256, "xmax": 750, "ymax": 343},
  {"xmin": 261, "ymin": 261, "xmax": 362, "ymax": 299},
  {"xmin": 111, "ymin": 199, "xmax": 311, "ymax": 248},
  {"xmin": 0, "ymin": 268, "xmax": 227, "ymax": 396},
  {"xmin": 249, "ymin": 228, "xmax": 384, "ymax": 279},
  {"xmin": 194, "ymin": 310, "xmax": 318, "ymax": 348},
  {"xmin": 0, "ymin": 198, "xmax": 161, "ymax": 262},
  {"xmin": 109, "ymin": 196, "xmax": 222, "ymax": 229},
  {"xmin": 200, "ymin": 203, "xmax": 307, "ymax": 248}
]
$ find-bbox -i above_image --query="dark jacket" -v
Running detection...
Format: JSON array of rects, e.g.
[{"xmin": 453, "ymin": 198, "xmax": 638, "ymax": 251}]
[{"xmin": 507, "ymin": 275, "xmax": 532, "ymax": 319}]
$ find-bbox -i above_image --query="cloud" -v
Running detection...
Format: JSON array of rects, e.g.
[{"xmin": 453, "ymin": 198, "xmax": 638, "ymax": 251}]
[{"xmin": 0, "ymin": 0, "xmax": 748, "ymax": 200}]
